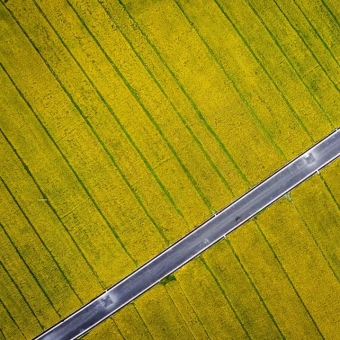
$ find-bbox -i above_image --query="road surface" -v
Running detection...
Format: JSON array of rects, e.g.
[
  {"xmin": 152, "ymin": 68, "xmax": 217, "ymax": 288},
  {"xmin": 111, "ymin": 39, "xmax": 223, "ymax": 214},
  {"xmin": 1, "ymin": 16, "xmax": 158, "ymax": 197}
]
[{"xmin": 35, "ymin": 128, "xmax": 340, "ymax": 340}]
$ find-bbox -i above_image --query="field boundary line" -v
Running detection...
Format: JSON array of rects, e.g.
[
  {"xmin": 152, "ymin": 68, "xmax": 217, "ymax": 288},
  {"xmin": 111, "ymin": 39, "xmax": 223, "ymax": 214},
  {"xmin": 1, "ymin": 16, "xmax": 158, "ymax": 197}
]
[
  {"xmin": 0, "ymin": 129, "xmax": 104, "ymax": 292},
  {"xmin": 274, "ymin": 0, "xmax": 340, "ymax": 97},
  {"xmin": 291, "ymin": 200, "xmax": 340, "ymax": 284},
  {"xmin": 117, "ymin": 0, "xmax": 251, "ymax": 188},
  {"xmin": 214, "ymin": 0, "xmax": 313, "ymax": 141},
  {"xmin": 2, "ymin": 4, "xmax": 169, "ymax": 251},
  {"xmin": 0, "ymin": 223, "xmax": 61, "ymax": 318},
  {"xmin": 0, "ymin": 176, "xmax": 82, "ymax": 304},
  {"xmin": 97, "ymin": 0, "xmax": 235, "ymax": 198},
  {"xmin": 0, "ymin": 262, "xmax": 43, "ymax": 330},
  {"xmin": 66, "ymin": 0, "xmax": 213, "ymax": 212},
  {"xmin": 174, "ymin": 0, "xmax": 288, "ymax": 162},
  {"xmin": 0, "ymin": 299, "xmax": 27, "ymax": 339},
  {"xmin": 246, "ymin": 0, "xmax": 334, "ymax": 129},
  {"xmin": 253, "ymin": 220, "xmax": 324, "ymax": 337},
  {"xmin": 32, "ymin": 0, "xmax": 187, "ymax": 223}
]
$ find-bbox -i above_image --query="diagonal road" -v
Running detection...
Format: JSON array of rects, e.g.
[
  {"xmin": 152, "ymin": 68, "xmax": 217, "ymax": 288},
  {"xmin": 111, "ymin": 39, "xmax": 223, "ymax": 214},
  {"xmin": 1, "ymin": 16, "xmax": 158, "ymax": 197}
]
[{"xmin": 35, "ymin": 128, "xmax": 340, "ymax": 340}]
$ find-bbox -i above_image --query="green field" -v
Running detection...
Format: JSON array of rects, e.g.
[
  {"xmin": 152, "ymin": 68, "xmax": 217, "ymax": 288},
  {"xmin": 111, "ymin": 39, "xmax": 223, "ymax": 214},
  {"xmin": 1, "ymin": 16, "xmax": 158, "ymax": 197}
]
[{"xmin": 0, "ymin": 0, "xmax": 340, "ymax": 338}]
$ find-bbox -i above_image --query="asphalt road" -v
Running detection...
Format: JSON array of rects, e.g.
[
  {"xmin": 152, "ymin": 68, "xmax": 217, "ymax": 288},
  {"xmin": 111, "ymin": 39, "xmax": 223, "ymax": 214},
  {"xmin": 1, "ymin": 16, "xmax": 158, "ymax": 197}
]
[{"xmin": 35, "ymin": 128, "xmax": 340, "ymax": 340}]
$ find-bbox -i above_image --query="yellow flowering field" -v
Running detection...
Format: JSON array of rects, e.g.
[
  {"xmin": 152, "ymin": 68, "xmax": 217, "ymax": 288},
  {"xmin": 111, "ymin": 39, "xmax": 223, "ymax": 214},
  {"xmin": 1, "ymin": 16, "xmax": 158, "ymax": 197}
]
[
  {"xmin": 134, "ymin": 284, "xmax": 194, "ymax": 339},
  {"xmin": 0, "ymin": 0, "xmax": 339, "ymax": 338},
  {"xmin": 85, "ymin": 159, "xmax": 340, "ymax": 340},
  {"xmin": 322, "ymin": 158, "xmax": 340, "ymax": 207},
  {"xmin": 164, "ymin": 279, "xmax": 209, "ymax": 339},
  {"xmin": 292, "ymin": 174, "xmax": 340, "ymax": 281},
  {"xmin": 256, "ymin": 193, "xmax": 340, "ymax": 338}
]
